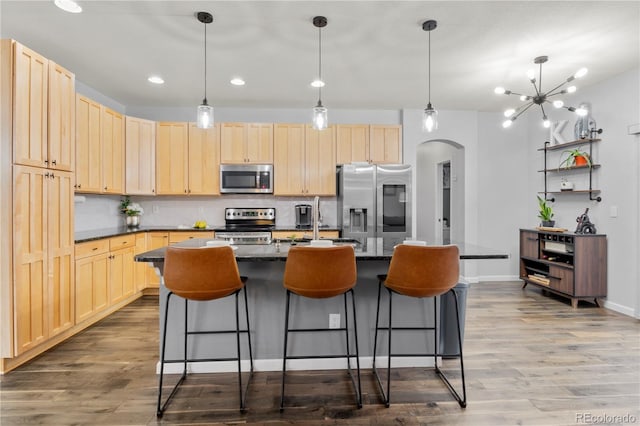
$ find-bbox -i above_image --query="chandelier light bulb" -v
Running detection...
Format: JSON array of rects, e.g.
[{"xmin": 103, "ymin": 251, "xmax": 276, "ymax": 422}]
[
  {"xmin": 526, "ymin": 69, "xmax": 536, "ymax": 81},
  {"xmin": 553, "ymin": 100, "xmax": 564, "ymax": 108},
  {"xmin": 567, "ymin": 85, "xmax": 577, "ymax": 93},
  {"xmin": 574, "ymin": 68, "xmax": 588, "ymax": 79},
  {"xmin": 504, "ymin": 108, "xmax": 515, "ymax": 117},
  {"xmin": 543, "ymin": 118, "xmax": 551, "ymax": 128},
  {"xmin": 520, "ymin": 95, "xmax": 529, "ymax": 101},
  {"xmin": 494, "ymin": 87, "xmax": 506, "ymax": 95},
  {"xmin": 502, "ymin": 119, "xmax": 513, "ymax": 128},
  {"xmin": 575, "ymin": 107, "xmax": 588, "ymax": 116},
  {"xmin": 311, "ymin": 79, "xmax": 325, "ymax": 88}
]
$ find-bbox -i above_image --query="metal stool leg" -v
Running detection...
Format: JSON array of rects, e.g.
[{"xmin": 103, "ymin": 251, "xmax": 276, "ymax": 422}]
[
  {"xmin": 385, "ymin": 288, "xmax": 393, "ymax": 407},
  {"xmin": 373, "ymin": 280, "xmax": 391, "ymax": 407},
  {"xmin": 157, "ymin": 292, "xmax": 187, "ymax": 418},
  {"xmin": 243, "ymin": 286, "xmax": 254, "ymax": 372},
  {"xmin": 349, "ymin": 289, "xmax": 363, "ymax": 408},
  {"xmin": 280, "ymin": 290, "xmax": 291, "ymax": 411}
]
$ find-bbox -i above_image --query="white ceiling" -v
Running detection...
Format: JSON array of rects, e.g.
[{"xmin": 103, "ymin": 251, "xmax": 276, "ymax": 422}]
[{"xmin": 1, "ymin": 1, "xmax": 638, "ymax": 113}]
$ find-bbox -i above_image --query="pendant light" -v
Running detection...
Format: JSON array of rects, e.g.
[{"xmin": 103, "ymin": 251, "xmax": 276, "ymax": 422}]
[
  {"xmin": 196, "ymin": 11, "xmax": 214, "ymax": 129},
  {"xmin": 312, "ymin": 16, "xmax": 328, "ymax": 131},
  {"xmin": 422, "ymin": 19, "xmax": 438, "ymax": 133}
]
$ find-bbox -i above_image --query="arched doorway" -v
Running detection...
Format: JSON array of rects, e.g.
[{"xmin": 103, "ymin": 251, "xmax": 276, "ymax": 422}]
[{"xmin": 416, "ymin": 140, "xmax": 465, "ymax": 245}]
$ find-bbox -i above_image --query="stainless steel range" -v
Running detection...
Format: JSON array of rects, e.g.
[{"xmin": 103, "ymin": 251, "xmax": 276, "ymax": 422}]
[{"xmin": 214, "ymin": 207, "xmax": 275, "ymax": 245}]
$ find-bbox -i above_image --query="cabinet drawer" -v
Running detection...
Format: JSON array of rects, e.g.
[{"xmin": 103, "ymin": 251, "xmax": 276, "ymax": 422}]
[
  {"xmin": 169, "ymin": 231, "xmax": 215, "ymax": 244},
  {"xmin": 110, "ymin": 235, "xmax": 136, "ymax": 250},
  {"xmin": 75, "ymin": 239, "xmax": 110, "ymax": 259},
  {"xmin": 548, "ymin": 264, "xmax": 573, "ymax": 294}
]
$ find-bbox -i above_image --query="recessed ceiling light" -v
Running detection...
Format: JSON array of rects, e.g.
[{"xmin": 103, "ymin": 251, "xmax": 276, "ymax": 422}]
[
  {"xmin": 311, "ymin": 79, "xmax": 325, "ymax": 88},
  {"xmin": 147, "ymin": 76, "xmax": 164, "ymax": 85},
  {"xmin": 54, "ymin": 0, "xmax": 82, "ymax": 13},
  {"xmin": 230, "ymin": 78, "xmax": 245, "ymax": 86}
]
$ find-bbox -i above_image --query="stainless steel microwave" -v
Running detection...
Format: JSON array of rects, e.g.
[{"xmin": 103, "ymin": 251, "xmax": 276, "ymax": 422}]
[{"xmin": 220, "ymin": 164, "xmax": 273, "ymax": 194}]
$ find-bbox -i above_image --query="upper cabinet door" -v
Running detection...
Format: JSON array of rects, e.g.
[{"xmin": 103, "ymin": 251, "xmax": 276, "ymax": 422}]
[
  {"xmin": 369, "ymin": 125, "xmax": 402, "ymax": 164},
  {"xmin": 47, "ymin": 62, "xmax": 75, "ymax": 172},
  {"xmin": 156, "ymin": 122, "xmax": 189, "ymax": 195},
  {"xmin": 305, "ymin": 125, "xmax": 336, "ymax": 196},
  {"xmin": 101, "ymin": 107, "xmax": 125, "ymax": 194},
  {"xmin": 246, "ymin": 123, "xmax": 273, "ymax": 163},
  {"xmin": 336, "ymin": 124, "xmax": 369, "ymax": 165},
  {"xmin": 13, "ymin": 43, "xmax": 48, "ymax": 168},
  {"xmin": 75, "ymin": 95, "xmax": 102, "ymax": 193},
  {"xmin": 188, "ymin": 123, "xmax": 220, "ymax": 195},
  {"xmin": 125, "ymin": 116, "xmax": 156, "ymax": 195},
  {"xmin": 220, "ymin": 122, "xmax": 246, "ymax": 164},
  {"xmin": 273, "ymin": 124, "xmax": 306, "ymax": 195}
]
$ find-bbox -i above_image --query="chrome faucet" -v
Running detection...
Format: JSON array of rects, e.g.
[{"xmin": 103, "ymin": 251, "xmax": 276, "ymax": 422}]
[{"xmin": 313, "ymin": 196, "xmax": 320, "ymax": 240}]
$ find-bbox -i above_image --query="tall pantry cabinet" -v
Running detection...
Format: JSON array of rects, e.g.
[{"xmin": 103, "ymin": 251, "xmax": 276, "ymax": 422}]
[{"xmin": 0, "ymin": 40, "xmax": 75, "ymax": 365}]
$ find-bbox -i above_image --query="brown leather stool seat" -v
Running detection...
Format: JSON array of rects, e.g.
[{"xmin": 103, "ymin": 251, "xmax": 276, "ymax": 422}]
[
  {"xmin": 157, "ymin": 246, "xmax": 253, "ymax": 417},
  {"xmin": 280, "ymin": 245, "xmax": 362, "ymax": 410},
  {"xmin": 373, "ymin": 244, "xmax": 466, "ymax": 408}
]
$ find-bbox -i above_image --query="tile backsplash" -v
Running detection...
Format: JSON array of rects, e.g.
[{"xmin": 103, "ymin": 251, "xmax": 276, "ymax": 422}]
[{"xmin": 74, "ymin": 194, "xmax": 337, "ymax": 232}]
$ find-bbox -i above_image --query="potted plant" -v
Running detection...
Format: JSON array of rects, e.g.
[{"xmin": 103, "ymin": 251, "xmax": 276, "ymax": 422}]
[
  {"xmin": 559, "ymin": 147, "xmax": 591, "ymax": 169},
  {"xmin": 537, "ymin": 195, "xmax": 555, "ymax": 227},
  {"xmin": 120, "ymin": 196, "xmax": 144, "ymax": 227}
]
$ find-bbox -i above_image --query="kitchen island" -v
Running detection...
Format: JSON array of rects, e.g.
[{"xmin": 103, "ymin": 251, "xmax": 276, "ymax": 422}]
[{"xmin": 136, "ymin": 238, "xmax": 508, "ymax": 373}]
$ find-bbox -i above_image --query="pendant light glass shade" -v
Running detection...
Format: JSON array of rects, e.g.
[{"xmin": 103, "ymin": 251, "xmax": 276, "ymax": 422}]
[
  {"xmin": 312, "ymin": 103, "xmax": 328, "ymax": 130},
  {"xmin": 422, "ymin": 103, "xmax": 438, "ymax": 132},
  {"xmin": 196, "ymin": 12, "xmax": 214, "ymax": 129},
  {"xmin": 197, "ymin": 101, "xmax": 214, "ymax": 129}
]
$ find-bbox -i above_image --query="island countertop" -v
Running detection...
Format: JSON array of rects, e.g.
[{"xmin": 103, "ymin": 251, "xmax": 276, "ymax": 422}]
[{"xmin": 135, "ymin": 237, "xmax": 509, "ymax": 263}]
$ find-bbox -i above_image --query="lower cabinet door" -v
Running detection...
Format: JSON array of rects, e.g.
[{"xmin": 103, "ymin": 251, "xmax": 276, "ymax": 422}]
[{"xmin": 75, "ymin": 252, "xmax": 109, "ymax": 323}]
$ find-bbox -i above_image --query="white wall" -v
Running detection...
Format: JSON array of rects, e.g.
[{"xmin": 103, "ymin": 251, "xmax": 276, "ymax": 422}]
[{"xmin": 527, "ymin": 68, "xmax": 640, "ymax": 317}]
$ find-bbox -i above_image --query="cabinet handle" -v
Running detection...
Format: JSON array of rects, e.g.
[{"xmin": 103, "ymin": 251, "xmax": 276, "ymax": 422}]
[
  {"xmin": 184, "ymin": 189, "xmax": 187, "ymax": 193},
  {"xmin": 44, "ymin": 160, "xmax": 49, "ymax": 165},
  {"xmin": 50, "ymin": 173, "xmax": 55, "ymax": 179},
  {"xmin": 78, "ymin": 183, "xmax": 81, "ymax": 188},
  {"xmin": 52, "ymin": 160, "xmax": 57, "ymax": 165},
  {"xmin": 104, "ymin": 186, "xmax": 108, "ymax": 191},
  {"xmin": 152, "ymin": 189, "xmax": 155, "ymax": 193}
]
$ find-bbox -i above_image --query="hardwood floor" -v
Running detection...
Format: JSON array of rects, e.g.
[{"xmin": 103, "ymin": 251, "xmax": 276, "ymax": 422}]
[{"xmin": 1, "ymin": 282, "xmax": 638, "ymax": 425}]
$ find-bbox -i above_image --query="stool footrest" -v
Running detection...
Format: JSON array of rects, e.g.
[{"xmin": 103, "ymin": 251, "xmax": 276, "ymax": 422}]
[
  {"xmin": 285, "ymin": 354, "xmax": 359, "ymax": 360},
  {"xmin": 375, "ymin": 326, "xmax": 435, "ymax": 331},
  {"xmin": 288, "ymin": 327, "xmax": 347, "ymax": 333},
  {"xmin": 187, "ymin": 329, "xmax": 250, "ymax": 335}
]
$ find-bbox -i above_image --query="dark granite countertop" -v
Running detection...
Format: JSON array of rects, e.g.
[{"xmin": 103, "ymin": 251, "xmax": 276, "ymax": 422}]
[
  {"xmin": 135, "ymin": 237, "xmax": 509, "ymax": 263},
  {"xmin": 75, "ymin": 225, "xmax": 341, "ymax": 244}
]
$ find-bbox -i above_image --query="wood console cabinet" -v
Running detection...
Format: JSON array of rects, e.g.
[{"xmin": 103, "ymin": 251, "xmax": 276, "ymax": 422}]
[{"xmin": 519, "ymin": 229, "xmax": 607, "ymax": 308}]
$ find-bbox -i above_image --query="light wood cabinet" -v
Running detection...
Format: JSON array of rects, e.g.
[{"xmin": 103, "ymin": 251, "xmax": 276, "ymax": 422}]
[
  {"xmin": 75, "ymin": 95, "xmax": 102, "ymax": 192},
  {"xmin": 220, "ymin": 122, "xmax": 273, "ymax": 164},
  {"xmin": 101, "ymin": 107, "xmax": 125, "ymax": 194},
  {"xmin": 305, "ymin": 125, "xmax": 336, "ymax": 195},
  {"xmin": 125, "ymin": 115, "xmax": 156, "ymax": 195},
  {"xmin": 108, "ymin": 235, "xmax": 135, "ymax": 305},
  {"xmin": 75, "ymin": 240, "xmax": 109, "ymax": 323},
  {"xmin": 156, "ymin": 122, "xmax": 189, "ymax": 195},
  {"xmin": 369, "ymin": 125, "xmax": 402, "ymax": 164},
  {"xmin": 13, "ymin": 43, "xmax": 75, "ymax": 171},
  {"xmin": 13, "ymin": 165, "xmax": 74, "ymax": 355},
  {"xmin": 188, "ymin": 123, "xmax": 220, "ymax": 195},
  {"xmin": 133, "ymin": 233, "xmax": 148, "ymax": 292},
  {"xmin": 146, "ymin": 232, "xmax": 169, "ymax": 288},
  {"xmin": 169, "ymin": 231, "xmax": 215, "ymax": 244},
  {"xmin": 273, "ymin": 124, "xmax": 336, "ymax": 196},
  {"xmin": 336, "ymin": 124, "xmax": 370, "ymax": 164},
  {"xmin": 47, "ymin": 61, "xmax": 75, "ymax": 172},
  {"xmin": 13, "ymin": 43, "xmax": 48, "ymax": 169}
]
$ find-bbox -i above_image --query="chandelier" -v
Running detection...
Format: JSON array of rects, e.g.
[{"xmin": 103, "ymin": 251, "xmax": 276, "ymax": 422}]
[{"xmin": 495, "ymin": 56, "xmax": 588, "ymax": 128}]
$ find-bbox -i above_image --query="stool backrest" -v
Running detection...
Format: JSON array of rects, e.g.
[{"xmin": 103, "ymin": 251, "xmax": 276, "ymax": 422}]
[
  {"xmin": 385, "ymin": 245, "xmax": 459, "ymax": 298},
  {"xmin": 164, "ymin": 246, "xmax": 243, "ymax": 301},
  {"xmin": 284, "ymin": 245, "xmax": 357, "ymax": 298}
]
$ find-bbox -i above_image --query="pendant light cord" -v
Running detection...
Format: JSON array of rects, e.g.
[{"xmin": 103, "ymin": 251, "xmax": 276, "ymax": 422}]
[
  {"xmin": 203, "ymin": 20, "xmax": 208, "ymax": 104},
  {"xmin": 318, "ymin": 25, "xmax": 322, "ymax": 105},
  {"xmin": 427, "ymin": 29, "xmax": 431, "ymax": 105}
]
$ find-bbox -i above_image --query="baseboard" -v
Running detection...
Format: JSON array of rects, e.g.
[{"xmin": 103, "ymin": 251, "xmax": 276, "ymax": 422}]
[
  {"xmin": 157, "ymin": 356, "xmax": 437, "ymax": 374},
  {"xmin": 603, "ymin": 300, "xmax": 636, "ymax": 318},
  {"xmin": 477, "ymin": 275, "xmax": 520, "ymax": 282}
]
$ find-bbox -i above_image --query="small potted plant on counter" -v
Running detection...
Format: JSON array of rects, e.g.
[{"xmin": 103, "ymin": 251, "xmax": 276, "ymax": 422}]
[
  {"xmin": 559, "ymin": 147, "xmax": 591, "ymax": 169},
  {"xmin": 120, "ymin": 196, "xmax": 144, "ymax": 228},
  {"xmin": 537, "ymin": 195, "xmax": 555, "ymax": 227}
]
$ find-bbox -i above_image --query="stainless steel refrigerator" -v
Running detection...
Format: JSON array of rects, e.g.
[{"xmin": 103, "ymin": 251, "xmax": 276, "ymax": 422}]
[{"xmin": 337, "ymin": 163, "xmax": 412, "ymax": 247}]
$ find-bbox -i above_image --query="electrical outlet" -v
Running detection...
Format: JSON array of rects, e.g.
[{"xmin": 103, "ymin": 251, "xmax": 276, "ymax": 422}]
[
  {"xmin": 152, "ymin": 205, "xmax": 159, "ymax": 214},
  {"xmin": 329, "ymin": 313, "xmax": 340, "ymax": 329}
]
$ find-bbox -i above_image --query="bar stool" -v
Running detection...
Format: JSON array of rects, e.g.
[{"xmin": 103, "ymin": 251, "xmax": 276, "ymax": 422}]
[
  {"xmin": 373, "ymin": 244, "xmax": 466, "ymax": 408},
  {"xmin": 157, "ymin": 246, "xmax": 253, "ymax": 417},
  {"xmin": 280, "ymin": 245, "xmax": 362, "ymax": 410}
]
